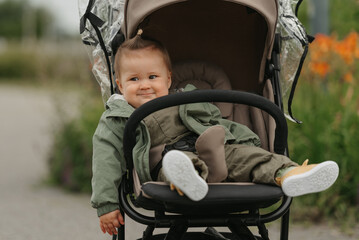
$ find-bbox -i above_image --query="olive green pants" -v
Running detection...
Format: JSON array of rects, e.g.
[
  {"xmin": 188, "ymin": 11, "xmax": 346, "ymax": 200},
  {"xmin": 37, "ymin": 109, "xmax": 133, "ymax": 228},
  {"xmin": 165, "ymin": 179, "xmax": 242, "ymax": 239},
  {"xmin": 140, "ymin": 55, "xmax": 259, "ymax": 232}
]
[
  {"xmin": 145, "ymin": 106, "xmax": 297, "ymax": 185},
  {"xmin": 157, "ymin": 144, "xmax": 296, "ymax": 185},
  {"xmin": 224, "ymin": 144, "xmax": 296, "ymax": 185}
]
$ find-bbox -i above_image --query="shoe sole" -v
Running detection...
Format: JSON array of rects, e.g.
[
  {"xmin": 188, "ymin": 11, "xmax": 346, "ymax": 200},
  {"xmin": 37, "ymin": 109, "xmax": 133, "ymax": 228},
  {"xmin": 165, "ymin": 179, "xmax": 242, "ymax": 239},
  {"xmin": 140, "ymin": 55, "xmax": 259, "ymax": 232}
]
[
  {"xmin": 282, "ymin": 161, "xmax": 339, "ymax": 197},
  {"xmin": 162, "ymin": 150, "xmax": 208, "ymax": 201}
]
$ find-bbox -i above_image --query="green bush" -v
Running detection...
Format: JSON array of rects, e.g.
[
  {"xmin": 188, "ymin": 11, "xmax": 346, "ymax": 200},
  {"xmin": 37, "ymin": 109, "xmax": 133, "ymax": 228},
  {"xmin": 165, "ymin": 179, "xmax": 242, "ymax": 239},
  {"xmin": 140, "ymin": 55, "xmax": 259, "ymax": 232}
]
[
  {"xmin": 330, "ymin": 0, "xmax": 359, "ymax": 38},
  {"xmin": 0, "ymin": 48, "xmax": 39, "ymax": 79},
  {"xmin": 48, "ymin": 95, "xmax": 104, "ymax": 192},
  {"xmin": 296, "ymin": 0, "xmax": 359, "ymax": 38},
  {"xmin": 0, "ymin": 42, "xmax": 94, "ymax": 84},
  {"xmin": 288, "ymin": 81, "xmax": 359, "ymax": 225}
]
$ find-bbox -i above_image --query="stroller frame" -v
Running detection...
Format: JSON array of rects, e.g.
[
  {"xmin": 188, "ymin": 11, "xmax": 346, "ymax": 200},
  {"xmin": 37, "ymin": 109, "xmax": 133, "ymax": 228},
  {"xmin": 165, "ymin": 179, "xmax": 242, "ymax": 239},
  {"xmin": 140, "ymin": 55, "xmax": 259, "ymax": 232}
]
[
  {"xmin": 118, "ymin": 1, "xmax": 292, "ymax": 239},
  {"xmin": 78, "ymin": 0, "xmax": 310, "ymax": 238}
]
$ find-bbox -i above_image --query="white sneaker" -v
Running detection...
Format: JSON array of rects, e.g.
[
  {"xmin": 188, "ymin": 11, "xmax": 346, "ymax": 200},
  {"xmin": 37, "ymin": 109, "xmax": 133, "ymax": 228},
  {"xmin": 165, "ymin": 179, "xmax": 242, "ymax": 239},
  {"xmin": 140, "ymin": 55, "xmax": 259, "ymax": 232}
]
[
  {"xmin": 279, "ymin": 160, "xmax": 339, "ymax": 197},
  {"xmin": 162, "ymin": 150, "xmax": 208, "ymax": 201}
]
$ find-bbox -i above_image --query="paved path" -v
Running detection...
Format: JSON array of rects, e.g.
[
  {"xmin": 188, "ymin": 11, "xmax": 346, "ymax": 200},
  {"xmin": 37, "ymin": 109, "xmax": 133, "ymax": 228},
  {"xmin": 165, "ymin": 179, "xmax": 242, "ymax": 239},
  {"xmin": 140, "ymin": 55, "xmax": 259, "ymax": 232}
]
[
  {"xmin": 0, "ymin": 83, "xmax": 357, "ymax": 240},
  {"xmin": 0, "ymin": 84, "xmax": 108, "ymax": 240}
]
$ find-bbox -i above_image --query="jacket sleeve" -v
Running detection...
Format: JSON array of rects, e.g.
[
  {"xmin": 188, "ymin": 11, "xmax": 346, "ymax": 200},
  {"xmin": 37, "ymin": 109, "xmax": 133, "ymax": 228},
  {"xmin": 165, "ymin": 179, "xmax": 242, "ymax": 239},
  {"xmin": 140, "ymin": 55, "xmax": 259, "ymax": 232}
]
[{"xmin": 91, "ymin": 115, "xmax": 127, "ymax": 217}]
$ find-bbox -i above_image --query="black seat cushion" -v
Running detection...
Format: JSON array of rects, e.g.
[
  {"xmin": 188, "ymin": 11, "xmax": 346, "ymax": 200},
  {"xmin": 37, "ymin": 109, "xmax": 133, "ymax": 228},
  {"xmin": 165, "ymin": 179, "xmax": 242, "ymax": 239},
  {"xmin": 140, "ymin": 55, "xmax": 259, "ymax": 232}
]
[{"xmin": 137, "ymin": 182, "xmax": 283, "ymax": 214}]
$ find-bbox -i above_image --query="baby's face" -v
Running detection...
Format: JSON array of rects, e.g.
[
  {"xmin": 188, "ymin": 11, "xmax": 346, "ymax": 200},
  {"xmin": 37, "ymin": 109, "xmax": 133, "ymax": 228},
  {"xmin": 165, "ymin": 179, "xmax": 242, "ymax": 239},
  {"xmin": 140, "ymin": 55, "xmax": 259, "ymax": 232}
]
[{"xmin": 116, "ymin": 47, "xmax": 171, "ymax": 108}]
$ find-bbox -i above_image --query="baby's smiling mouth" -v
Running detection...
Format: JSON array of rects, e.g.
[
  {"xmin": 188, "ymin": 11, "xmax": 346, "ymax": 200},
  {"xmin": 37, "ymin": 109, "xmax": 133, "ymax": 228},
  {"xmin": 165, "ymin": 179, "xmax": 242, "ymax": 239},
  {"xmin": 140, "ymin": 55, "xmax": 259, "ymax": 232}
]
[{"xmin": 138, "ymin": 92, "xmax": 155, "ymax": 97}]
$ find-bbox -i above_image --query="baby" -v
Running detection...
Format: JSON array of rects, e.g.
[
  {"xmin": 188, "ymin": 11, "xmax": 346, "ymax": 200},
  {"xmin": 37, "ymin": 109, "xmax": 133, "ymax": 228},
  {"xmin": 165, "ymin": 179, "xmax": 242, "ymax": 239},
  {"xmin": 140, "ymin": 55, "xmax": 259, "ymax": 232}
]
[{"xmin": 91, "ymin": 30, "xmax": 339, "ymax": 236}]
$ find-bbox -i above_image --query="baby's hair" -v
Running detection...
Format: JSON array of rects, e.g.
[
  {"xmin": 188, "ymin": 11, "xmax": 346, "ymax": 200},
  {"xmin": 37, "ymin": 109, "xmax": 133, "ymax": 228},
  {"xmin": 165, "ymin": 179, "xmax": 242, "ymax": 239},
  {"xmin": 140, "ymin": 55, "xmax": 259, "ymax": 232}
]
[{"xmin": 114, "ymin": 29, "xmax": 172, "ymax": 79}]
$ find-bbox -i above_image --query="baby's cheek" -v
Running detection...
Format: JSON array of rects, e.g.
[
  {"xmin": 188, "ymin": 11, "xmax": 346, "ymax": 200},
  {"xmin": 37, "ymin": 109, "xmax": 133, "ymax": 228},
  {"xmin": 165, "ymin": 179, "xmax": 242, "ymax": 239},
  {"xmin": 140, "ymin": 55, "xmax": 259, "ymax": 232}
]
[{"xmin": 158, "ymin": 90, "xmax": 169, "ymax": 97}]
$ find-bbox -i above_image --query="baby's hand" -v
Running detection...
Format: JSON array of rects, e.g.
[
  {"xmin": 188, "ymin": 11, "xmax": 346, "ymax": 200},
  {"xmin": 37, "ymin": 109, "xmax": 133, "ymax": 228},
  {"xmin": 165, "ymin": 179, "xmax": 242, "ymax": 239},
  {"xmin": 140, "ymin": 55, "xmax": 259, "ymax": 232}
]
[{"xmin": 99, "ymin": 209, "xmax": 124, "ymax": 235}]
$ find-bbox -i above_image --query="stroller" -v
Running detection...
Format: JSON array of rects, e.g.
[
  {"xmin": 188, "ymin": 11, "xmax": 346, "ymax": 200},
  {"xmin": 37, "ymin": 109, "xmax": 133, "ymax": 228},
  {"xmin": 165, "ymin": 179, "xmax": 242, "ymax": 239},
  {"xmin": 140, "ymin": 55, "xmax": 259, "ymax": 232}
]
[{"xmin": 79, "ymin": 0, "xmax": 311, "ymax": 239}]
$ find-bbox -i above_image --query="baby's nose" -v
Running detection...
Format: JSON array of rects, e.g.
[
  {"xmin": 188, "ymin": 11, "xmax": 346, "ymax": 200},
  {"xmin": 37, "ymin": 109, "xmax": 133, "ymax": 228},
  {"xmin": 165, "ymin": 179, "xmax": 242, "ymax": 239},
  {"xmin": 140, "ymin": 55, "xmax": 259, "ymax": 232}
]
[{"xmin": 139, "ymin": 79, "xmax": 151, "ymax": 89}]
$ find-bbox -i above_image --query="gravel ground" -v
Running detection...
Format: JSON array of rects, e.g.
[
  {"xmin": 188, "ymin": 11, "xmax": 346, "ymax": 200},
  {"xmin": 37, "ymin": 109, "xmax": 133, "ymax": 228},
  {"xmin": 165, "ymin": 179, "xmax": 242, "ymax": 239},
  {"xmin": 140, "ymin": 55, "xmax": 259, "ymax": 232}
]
[{"xmin": 0, "ymin": 83, "xmax": 357, "ymax": 240}]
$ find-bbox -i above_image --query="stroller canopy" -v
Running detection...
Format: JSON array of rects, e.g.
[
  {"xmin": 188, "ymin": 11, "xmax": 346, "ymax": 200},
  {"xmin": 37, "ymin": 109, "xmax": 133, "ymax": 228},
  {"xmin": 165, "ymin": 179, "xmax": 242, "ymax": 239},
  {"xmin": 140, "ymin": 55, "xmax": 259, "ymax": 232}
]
[
  {"xmin": 122, "ymin": 0, "xmax": 277, "ymax": 94},
  {"xmin": 123, "ymin": 0, "xmax": 278, "ymax": 51},
  {"xmin": 79, "ymin": 0, "xmax": 309, "ymax": 121}
]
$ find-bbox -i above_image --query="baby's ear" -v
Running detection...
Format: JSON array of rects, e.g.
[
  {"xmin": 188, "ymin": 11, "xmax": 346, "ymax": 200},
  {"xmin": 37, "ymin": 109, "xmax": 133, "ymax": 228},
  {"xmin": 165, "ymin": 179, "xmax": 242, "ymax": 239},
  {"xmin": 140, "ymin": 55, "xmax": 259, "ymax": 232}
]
[{"xmin": 116, "ymin": 79, "xmax": 123, "ymax": 93}]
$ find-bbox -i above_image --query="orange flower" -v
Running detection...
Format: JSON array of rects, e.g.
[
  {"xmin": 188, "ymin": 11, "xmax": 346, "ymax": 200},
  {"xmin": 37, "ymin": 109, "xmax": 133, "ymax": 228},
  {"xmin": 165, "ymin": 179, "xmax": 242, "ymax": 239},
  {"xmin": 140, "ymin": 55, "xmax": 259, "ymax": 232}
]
[
  {"xmin": 315, "ymin": 34, "xmax": 333, "ymax": 52},
  {"xmin": 310, "ymin": 34, "xmax": 333, "ymax": 62},
  {"xmin": 309, "ymin": 62, "xmax": 330, "ymax": 78},
  {"xmin": 334, "ymin": 32, "xmax": 359, "ymax": 64},
  {"xmin": 306, "ymin": 32, "xmax": 359, "ymax": 81}
]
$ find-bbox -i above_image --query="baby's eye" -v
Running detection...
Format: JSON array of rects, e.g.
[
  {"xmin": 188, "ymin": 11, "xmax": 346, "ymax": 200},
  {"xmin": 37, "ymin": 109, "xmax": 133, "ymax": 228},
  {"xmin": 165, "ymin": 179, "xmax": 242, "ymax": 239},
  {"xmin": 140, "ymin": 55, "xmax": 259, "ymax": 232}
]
[
  {"xmin": 130, "ymin": 77, "xmax": 139, "ymax": 81},
  {"xmin": 149, "ymin": 75, "xmax": 157, "ymax": 79}
]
